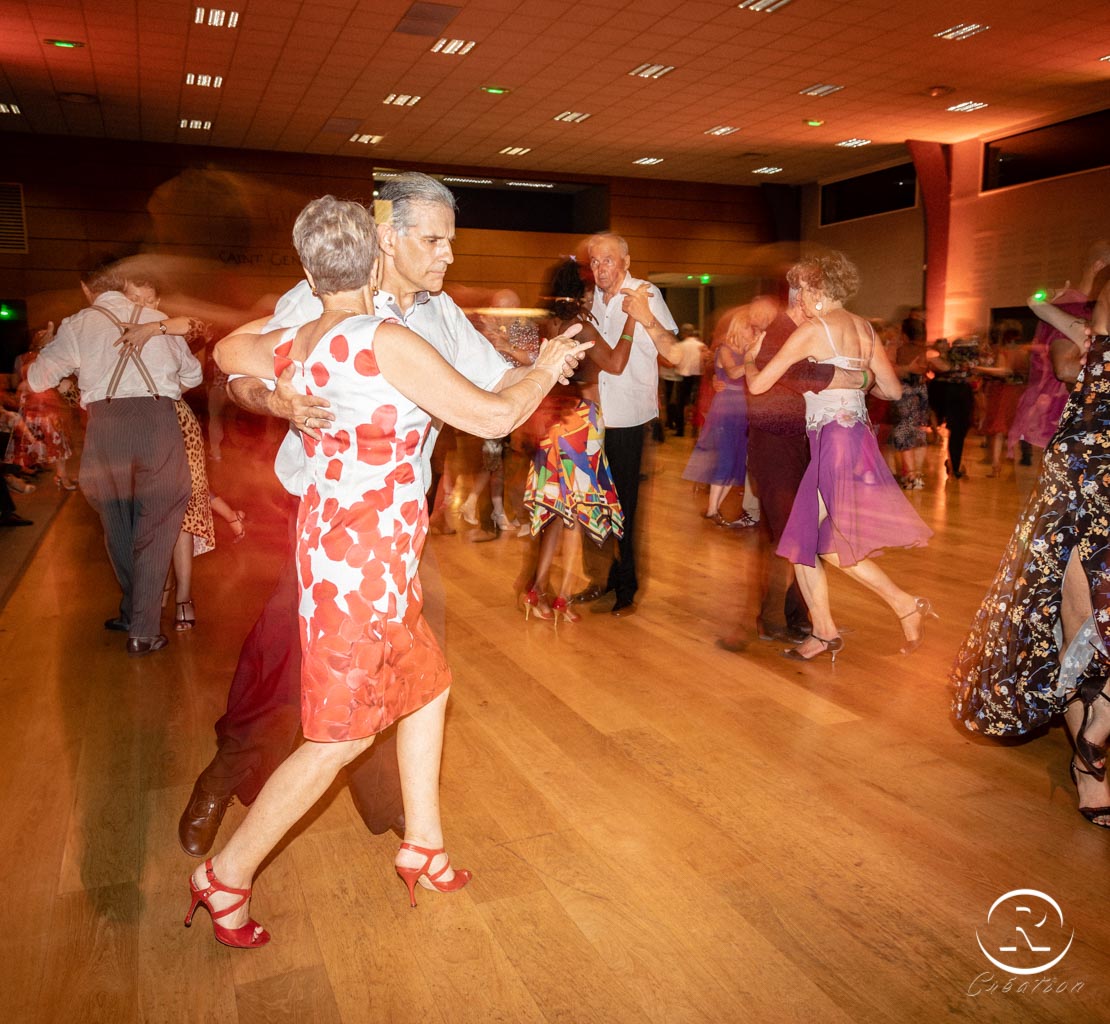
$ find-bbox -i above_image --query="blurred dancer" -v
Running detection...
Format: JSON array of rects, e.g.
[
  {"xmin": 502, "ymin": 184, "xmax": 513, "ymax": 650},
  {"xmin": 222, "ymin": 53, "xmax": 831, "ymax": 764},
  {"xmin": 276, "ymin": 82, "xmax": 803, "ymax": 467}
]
[{"xmin": 28, "ymin": 258, "xmax": 201, "ymax": 655}]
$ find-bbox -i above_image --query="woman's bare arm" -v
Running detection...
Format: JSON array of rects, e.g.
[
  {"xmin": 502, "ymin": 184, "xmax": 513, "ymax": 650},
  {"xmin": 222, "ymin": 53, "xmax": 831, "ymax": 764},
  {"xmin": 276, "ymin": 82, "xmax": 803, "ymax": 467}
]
[{"xmin": 745, "ymin": 322, "xmax": 819, "ymax": 394}]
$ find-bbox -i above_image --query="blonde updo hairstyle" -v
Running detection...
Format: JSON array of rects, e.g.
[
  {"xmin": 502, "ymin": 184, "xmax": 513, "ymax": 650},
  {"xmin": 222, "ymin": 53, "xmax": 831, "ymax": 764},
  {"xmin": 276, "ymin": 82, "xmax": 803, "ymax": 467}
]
[
  {"xmin": 292, "ymin": 195, "xmax": 377, "ymax": 295},
  {"xmin": 786, "ymin": 251, "xmax": 861, "ymax": 305}
]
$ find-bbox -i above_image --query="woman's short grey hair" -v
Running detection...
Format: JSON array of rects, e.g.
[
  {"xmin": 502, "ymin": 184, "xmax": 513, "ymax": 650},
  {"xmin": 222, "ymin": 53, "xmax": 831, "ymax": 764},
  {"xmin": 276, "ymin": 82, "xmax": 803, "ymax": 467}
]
[
  {"xmin": 292, "ymin": 196, "xmax": 377, "ymax": 294},
  {"xmin": 377, "ymin": 172, "xmax": 457, "ymax": 236}
]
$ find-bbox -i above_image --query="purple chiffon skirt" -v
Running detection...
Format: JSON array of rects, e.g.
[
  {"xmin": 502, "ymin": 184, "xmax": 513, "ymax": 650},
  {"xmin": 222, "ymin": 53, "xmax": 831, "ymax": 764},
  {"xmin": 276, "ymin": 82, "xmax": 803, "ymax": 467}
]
[{"xmin": 777, "ymin": 420, "xmax": 932, "ymax": 568}]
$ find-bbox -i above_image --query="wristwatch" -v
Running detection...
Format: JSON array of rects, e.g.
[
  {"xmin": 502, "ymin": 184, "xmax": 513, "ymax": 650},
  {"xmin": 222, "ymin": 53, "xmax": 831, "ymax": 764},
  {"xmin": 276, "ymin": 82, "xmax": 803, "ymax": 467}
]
[{"xmin": 158, "ymin": 321, "xmax": 168, "ymax": 334}]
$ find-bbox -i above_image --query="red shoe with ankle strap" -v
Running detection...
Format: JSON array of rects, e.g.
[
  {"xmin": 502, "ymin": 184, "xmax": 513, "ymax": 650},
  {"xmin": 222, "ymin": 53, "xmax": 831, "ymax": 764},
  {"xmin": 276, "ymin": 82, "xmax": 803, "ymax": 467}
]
[
  {"xmin": 184, "ymin": 859, "xmax": 270, "ymax": 948},
  {"xmin": 521, "ymin": 586, "xmax": 554, "ymax": 621},
  {"xmin": 395, "ymin": 842, "xmax": 472, "ymax": 908},
  {"xmin": 551, "ymin": 596, "xmax": 581, "ymax": 632}
]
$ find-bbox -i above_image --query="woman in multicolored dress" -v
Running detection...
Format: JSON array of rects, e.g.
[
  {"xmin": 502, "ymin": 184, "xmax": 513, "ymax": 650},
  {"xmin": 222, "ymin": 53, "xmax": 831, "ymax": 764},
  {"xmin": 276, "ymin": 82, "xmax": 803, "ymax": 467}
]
[
  {"xmin": 953, "ymin": 276, "xmax": 1110, "ymax": 828},
  {"xmin": 521, "ymin": 259, "xmax": 632, "ymax": 626}
]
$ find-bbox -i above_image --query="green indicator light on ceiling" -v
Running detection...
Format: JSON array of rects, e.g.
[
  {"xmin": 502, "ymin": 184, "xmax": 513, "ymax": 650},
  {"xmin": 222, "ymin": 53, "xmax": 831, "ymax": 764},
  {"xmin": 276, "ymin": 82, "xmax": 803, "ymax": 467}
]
[
  {"xmin": 805, "ymin": 119, "xmax": 824, "ymax": 127},
  {"xmin": 46, "ymin": 39, "xmax": 84, "ymax": 48},
  {"xmin": 700, "ymin": 274, "xmax": 711, "ymax": 284},
  {"xmin": 687, "ymin": 275, "xmax": 695, "ymax": 280},
  {"xmin": 481, "ymin": 86, "xmax": 509, "ymax": 95}
]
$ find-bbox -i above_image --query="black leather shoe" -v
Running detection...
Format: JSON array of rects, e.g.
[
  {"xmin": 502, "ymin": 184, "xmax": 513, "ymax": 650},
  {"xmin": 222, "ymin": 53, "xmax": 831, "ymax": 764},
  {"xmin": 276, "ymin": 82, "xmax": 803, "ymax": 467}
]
[
  {"xmin": 785, "ymin": 625, "xmax": 811, "ymax": 644},
  {"xmin": 570, "ymin": 582, "xmax": 610, "ymax": 605},
  {"xmin": 178, "ymin": 780, "xmax": 233, "ymax": 857},
  {"xmin": 611, "ymin": 599, "xmax": 637, "ymax": 618},
  {"xmin": 126, "ymin": 634, "xmax": 169, "ymax": 656},
  {"xmin": 104, "ymin": 617, "xmax": 130, "ymax": 632},
  {"xmin": 0, "ymin": 513, "xmax": 33, "ymax": 527}
]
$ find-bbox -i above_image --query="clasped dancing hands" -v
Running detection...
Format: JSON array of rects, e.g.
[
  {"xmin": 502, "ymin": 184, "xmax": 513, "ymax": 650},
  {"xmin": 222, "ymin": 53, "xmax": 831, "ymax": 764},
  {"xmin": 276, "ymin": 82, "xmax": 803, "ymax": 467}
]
[{"xmin": 535, "ymin": 321, "xmax": 592, "ymax": 385}]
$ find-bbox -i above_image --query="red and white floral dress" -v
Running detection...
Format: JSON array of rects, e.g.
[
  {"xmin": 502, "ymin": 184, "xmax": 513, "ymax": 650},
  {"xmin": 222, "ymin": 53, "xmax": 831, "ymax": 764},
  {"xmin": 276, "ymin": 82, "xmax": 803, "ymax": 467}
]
[{"xmin": 275, "ymin": 315, "xmax": 451, "ymax": 742}]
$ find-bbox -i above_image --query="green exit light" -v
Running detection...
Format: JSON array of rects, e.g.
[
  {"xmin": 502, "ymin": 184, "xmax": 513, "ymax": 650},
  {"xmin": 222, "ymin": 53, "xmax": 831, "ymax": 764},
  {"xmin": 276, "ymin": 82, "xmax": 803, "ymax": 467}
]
[
  {"xmin": 0, "ymin": 304, "xmax": 16, "ymax": 320},
  {"xmin": 1032, "ymin": 288, "xmax": 1048, "ymax": 302},
  {"xmin": 699, "ymin": 274, "xmax": 711, "ymax": 284},
  {"xmin": 45, "ymin": 38, "xmax": 84, "ymax": 48}
]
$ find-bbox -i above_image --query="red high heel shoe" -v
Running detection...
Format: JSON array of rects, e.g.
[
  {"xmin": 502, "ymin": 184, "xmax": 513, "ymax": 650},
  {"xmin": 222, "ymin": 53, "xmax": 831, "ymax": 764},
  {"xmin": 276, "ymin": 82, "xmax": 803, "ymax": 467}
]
[
  {"xmin": 395, "ymin": 842, "xmax": 472, "ymax": 908},
  {"xmin": 184, "ymin": 859, "xmax": 270, "ymax": 948},
  {"xmin": 521, "ymin": 586, "xmax": 554, "ymax": 621},
  {"xmin": 551, "ymin": 596, "xmax": 581, "ymax": 632}
]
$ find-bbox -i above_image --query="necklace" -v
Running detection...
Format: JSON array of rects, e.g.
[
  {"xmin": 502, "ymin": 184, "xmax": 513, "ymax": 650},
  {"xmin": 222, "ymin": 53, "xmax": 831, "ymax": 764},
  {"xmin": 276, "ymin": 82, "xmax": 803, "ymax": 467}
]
[{"xmin": 322, "ymin": 307, "xmax": 360, "ymax": 315}]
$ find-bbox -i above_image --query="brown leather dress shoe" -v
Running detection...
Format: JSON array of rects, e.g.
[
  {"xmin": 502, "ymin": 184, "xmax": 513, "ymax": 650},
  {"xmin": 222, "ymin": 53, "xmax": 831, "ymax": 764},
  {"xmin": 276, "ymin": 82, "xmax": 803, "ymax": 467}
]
[
  {"xmin": 126, "ymin": 634, "xmax": 169, "ymax": 656},
  {"xmin": 178, "ymin": 780, "xmax": 233, "ymax": 857},
  {"xmin": 570, "ymin": 582, "xmax": 610, "ymax": 605}
]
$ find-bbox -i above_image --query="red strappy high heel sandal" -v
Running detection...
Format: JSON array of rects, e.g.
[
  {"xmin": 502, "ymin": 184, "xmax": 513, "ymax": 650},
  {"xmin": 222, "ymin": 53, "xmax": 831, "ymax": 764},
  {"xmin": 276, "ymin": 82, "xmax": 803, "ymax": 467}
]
[
  {"xmin": 521, "ymin": 586, "xmax": 554, "ymax": 621},
  {"xmin": 551, "ymin": 596, "xmax": 581, "ymax": 632},
  {"xmin": 184, "ymin": 859, "xmax": 271, "ymax": 948},
  {"xmin": 395, "ymin": 842, "xmax": 472, "ymax": 908}
]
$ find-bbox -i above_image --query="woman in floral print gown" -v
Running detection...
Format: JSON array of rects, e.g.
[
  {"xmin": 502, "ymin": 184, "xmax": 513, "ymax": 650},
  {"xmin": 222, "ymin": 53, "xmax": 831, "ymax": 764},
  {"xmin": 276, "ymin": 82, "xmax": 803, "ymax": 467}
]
[{"xmin": 952, "ymin": 275, "xmax": 1110, "ymax": 828}]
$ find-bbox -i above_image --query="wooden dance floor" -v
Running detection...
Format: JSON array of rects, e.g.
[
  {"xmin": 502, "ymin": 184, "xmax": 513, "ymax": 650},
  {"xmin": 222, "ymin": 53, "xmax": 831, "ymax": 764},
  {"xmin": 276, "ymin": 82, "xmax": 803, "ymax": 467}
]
[{"xmin": 3, "ymin": 425, "xmax": 1108, "ymax": 1024}]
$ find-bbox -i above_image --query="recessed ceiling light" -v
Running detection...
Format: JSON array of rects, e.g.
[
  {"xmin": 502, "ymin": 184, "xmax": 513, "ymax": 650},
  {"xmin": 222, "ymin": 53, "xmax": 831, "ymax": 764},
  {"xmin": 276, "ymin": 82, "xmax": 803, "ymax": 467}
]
[
  {"xmin": 195, "ymin": 7, "xmax": 239, "ymax": 28},
  {"xmin": 633, "ymin": 157, "xmax": 664, "ymax": 165},
  {"xmin": 375, "ymin": 171, "xmax": 400, "ymax": 179},
  {"xmin": 804, "ymin": 118, "xmax": 824, "ymax": 127},
  {"xmin": 753, "ymin": 166, "xmax": 783, "ymax": 174},
  {"xmin": 442, "ymin": 177, "xmax": 494, "ymax": 185},
  {"xmin": 934, "ymin": 23, "xmax": 989, "ymax": 41},
  {"xmin": 431, "ymin": 38, "xmax": 475, "ymax": 54},
  {"xmin": 553, "ymin": 111, "xmax": 591, "ymax": 123},
  {"xmin": 179, "ymin": 119, "xmax": 213, "ymax": 130},
  {"xmin": 499, "ymin": 146, "xmax": 531, "ymax": 156},
  {"xmin": 1100, "ymin": 55, "xmax": 1110, "ymax": 61},
  {"xmin": 705, "ymin": 125, "xmax": 739, "ymax": 136},
  {"xmin": 349, "ymin": 134, "xmax": 383, "ymax": 145},
  {"xmin": 629, "ymin": 63, "xmax": 675, "ymax": 80},
  {"xmin": 947, "ymin": 101, "xmax": 989, "ymax": 112},
  {"xmin": 837, "ymin": 138, "xmax": 871, "ymax": 148},
  {"xmin": 924, "ymin": 85, "xmax": 955, "ymax": 98},
  {"xmin": 384, "ymin": 93, "xmax": 421, "ymax": 107},
  {"xmin": 799, "ymin": 83, "xmax": 843, "ymax": 97},
  {"xmin": 505, "ymin": 181, "xmax": 555, "ymax": 188},
  {"xmin": 0, "ymin": 103, "xmax": 21, "ymax": 115},
  {"xmin": 185, "ymin": 73, "xmax": 223, "ymax": 88},
  {"xmin": 480, "ymin": 86, "xmax": 511, "ymax": 95},
  {"xmin": 44, "ymin": 39, "xmax": 84, "ymax": 48},
  {"xmin": 736, "ymin": 0, "xmax": 793, "ymax": 10}
]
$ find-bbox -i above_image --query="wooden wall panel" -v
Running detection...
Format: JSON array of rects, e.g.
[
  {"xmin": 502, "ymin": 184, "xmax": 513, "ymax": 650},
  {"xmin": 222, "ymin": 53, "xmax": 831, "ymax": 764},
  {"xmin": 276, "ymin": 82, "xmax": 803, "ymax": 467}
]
[{"xmin": 0, "ymin": 136, "xmax": 778, "ymax": 331}]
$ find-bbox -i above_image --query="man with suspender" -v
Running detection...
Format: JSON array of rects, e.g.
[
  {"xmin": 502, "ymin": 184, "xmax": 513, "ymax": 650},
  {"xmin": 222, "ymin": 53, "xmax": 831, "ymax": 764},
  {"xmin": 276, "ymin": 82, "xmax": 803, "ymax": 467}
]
[{"xmin": 29, "ymin": 257, "xmax": 202, "ymax": 654}]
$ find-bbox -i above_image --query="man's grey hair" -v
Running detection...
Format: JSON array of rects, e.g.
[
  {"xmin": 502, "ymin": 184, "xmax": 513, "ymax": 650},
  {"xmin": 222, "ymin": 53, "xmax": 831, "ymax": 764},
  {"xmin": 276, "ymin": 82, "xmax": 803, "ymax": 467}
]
[
  {"xmin": 586, "ymin": 232, "xmax": 629, "ymax": 258},
  {"xmin": 292, "ymin": 195, "xmax": 377, "ymax": 294},
  {"xmin": 787, "ymin": 286, "xmax": 801, "ymax": 307},
  {"xmin": 377, "ymin": 172, "xmax": 457, "ymax": 235}
]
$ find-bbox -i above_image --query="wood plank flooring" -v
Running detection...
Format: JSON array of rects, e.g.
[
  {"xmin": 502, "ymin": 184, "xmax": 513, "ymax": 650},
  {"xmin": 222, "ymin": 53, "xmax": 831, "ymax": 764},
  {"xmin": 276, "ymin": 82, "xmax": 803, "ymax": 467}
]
[{"xmin": 2, "ymin": 428, "xmax": 1108, "ymax": 1024}]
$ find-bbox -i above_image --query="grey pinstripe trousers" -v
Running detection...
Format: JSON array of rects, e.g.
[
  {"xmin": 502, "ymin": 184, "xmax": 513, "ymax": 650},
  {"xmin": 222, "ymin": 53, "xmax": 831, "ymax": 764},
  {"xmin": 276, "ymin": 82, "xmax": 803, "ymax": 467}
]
[{"xmin": 79, "ymin": 397, "xmax": 190, "ymax": 639}]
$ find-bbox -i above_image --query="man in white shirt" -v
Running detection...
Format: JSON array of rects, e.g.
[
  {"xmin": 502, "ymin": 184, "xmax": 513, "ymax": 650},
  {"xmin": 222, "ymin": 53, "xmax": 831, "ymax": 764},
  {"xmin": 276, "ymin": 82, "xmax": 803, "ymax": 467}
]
[
  {"xmin": 577, "ymin": 232, "xmax": 678, "ymax": 616},
  {"xmin": 671, "ymin": 324, "xmax": 708, "ymax": 437},
  {"xmin": 179, "ymin": 172, "xmax": 560, "ymax": 855},
  {"xmin": 29, "ymin": 258, "xmax": 202, "ymax": 655}
]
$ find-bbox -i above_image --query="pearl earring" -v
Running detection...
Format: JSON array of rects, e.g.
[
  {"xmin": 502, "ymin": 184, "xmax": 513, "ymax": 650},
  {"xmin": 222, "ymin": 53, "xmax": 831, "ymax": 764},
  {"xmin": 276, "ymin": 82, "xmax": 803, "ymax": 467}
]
[{"xmin": 815, "ymin": 301, "xmax": 823, "ymax": 311}]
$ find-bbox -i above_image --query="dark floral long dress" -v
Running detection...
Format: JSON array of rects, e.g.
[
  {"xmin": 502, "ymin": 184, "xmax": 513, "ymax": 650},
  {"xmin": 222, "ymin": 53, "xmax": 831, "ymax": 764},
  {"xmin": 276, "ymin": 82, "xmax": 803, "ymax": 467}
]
[{"xmin": 952, "ymin": 333, "xmax": 1110, "ymax": 736}]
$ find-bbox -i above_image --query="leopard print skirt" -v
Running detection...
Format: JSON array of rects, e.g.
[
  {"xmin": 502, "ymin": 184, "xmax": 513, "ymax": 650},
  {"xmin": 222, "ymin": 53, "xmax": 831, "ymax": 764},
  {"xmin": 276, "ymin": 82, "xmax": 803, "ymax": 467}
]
[{"xmin": 175, "ymin": 400, "xmax": 216, "ymax": 555}]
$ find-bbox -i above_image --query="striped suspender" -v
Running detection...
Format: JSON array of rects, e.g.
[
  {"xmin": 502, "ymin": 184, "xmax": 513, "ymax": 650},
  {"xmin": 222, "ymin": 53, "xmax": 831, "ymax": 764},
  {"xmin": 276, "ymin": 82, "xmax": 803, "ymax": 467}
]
[{"xmin": 89, "ymin": 304, "xmax": 162, "ymax": 400}]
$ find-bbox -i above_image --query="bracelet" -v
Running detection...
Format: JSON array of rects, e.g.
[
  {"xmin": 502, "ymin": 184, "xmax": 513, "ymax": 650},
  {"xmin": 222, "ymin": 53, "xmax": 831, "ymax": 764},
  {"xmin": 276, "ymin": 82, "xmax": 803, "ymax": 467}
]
[
  {"xmin": 860, "ymin": 369, "xmax": 870, "ymax": 390},
  {"xmin": 518, "ymin": 376, "xmax": 546, "ymax": 402},
  {"xmin": 620, "ymin": 333, "xmax": 633, "ymax": 342}
]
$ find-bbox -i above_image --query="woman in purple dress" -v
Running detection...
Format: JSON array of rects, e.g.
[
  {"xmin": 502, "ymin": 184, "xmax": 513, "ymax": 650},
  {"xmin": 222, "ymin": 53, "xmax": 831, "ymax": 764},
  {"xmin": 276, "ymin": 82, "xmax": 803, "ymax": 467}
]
[
  {"xmin": 746, "ymin": 253, "xmax": 933, "ymax": 662},
  {"xmin": 682, "ymin": 307, "xmax": 750, "ymax": 523}
]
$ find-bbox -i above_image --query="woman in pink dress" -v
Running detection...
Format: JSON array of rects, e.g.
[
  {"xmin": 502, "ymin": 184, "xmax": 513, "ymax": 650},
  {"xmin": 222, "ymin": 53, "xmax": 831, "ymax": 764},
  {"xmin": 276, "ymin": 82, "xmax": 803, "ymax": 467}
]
[{"xmin": 191, "ymin": 197, "xmax": 589, "ymax": 947}]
